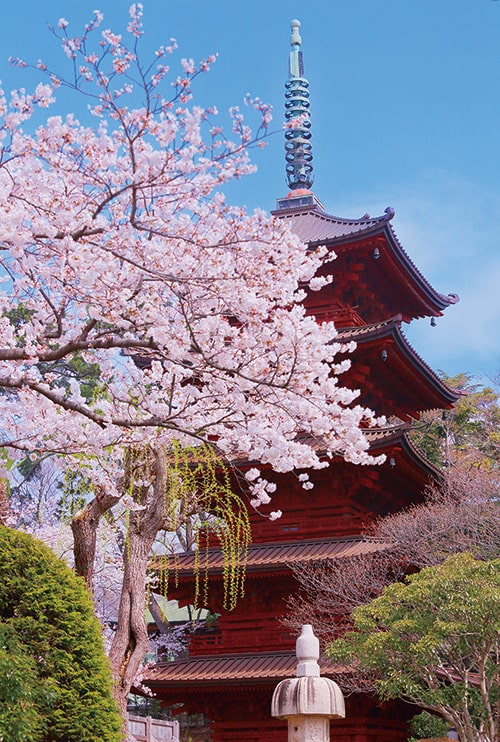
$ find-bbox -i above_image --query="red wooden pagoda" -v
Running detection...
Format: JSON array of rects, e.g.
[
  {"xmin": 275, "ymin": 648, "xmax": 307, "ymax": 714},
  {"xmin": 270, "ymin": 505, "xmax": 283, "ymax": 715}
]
[{"xmin": 143, "ymin": 19, "xmax": 459, "ymax": 742}]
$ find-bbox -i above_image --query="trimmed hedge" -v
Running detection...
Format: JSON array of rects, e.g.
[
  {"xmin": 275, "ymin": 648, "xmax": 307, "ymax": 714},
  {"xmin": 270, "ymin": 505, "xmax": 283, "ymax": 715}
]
[
  {"xmin": 0, "ymin": 622, "xmax": 49, "ymax": 741},
  {"xmin": 0, "ymin": 526, "xmax": 122, "ymax": 742}
]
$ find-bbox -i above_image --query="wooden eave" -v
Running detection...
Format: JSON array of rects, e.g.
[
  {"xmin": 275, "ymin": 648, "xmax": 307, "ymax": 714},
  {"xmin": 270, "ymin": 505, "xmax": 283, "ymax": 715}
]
[
  {"xmin": 144, "ymin": 651, "xmax": 341, "ymax": 689},
  {"xmin": 273, "ymin": 204, "xmax": 458, "ymax": 321},
  {"xmin": 327, "ymin": 223, "xmax": 458, "ymax": 317},
  {"xmin": 367, "ymin": 423, "xmax": 441, "ymax": 479},
  {"xmin": 348, "ymin": 424, "xmax": 442, "ymax": 505},
  {"xmin": 225, "ymin": 424, "xmax": 440, "ymax": 501},
  {"xmin": 150, "ymin": 536, "xmax": 391, "ymax": 579},
  {"xmin": 338, "ymin": 315, "xmax": 460, "ymax": 418}
]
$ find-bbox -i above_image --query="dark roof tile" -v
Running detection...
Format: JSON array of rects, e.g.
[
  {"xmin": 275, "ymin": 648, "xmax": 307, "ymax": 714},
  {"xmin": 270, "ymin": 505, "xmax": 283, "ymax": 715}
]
[
  {"xmin": 145, "ymin": 651, "xmax": 341, "ymax": 684},
  {"xmin": 271, "ymin": 205, "xmax": 392, "ymax": 243},
  {"xmin": 151, "ymin": 536, "xmax": 391, "ymax": 575}
]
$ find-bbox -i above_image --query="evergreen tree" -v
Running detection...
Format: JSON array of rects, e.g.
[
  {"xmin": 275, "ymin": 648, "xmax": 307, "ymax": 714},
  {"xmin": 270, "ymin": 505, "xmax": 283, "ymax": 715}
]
[
  {"xmin": 0, "ymin": 526, "xmax": 122, "ymax": 742},
  {"xmin": 0, "ymin": 623, "xmax": 50, "ymax": 742}
]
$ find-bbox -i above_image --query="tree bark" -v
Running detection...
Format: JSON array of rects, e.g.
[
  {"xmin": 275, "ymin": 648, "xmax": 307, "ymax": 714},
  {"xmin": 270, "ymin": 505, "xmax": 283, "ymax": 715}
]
[
  {"xmin": 107, "ymin": 448, "xmax": 170, "ymax": 722},
  {"xmin": 148, "ymin": 593, "xmax": 171, "ymax": 635},
  {"xmin": 71, "ymin": 487, "xmax": 121, "ymax": 591},
  {"xmin": 108, "ymin": 527, "xmax": 157, "ymax": 720}
]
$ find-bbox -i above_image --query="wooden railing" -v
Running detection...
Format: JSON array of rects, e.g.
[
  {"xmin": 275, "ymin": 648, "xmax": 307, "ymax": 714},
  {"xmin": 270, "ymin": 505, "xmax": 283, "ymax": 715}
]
[{"xmin": 128, "ymin": 714, "xmax": 180, "ymax": 742}]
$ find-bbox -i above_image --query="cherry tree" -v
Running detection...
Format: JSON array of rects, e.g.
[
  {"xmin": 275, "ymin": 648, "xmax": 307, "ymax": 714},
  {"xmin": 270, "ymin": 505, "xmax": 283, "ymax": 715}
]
[{"xmin": 0, "ymin": 5, "xmax": 381, "ymax": 717}]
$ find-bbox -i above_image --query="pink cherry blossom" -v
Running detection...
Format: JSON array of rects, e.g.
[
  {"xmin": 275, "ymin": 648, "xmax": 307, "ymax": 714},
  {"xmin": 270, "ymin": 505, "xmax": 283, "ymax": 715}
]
[{"xmin": 0, "ymin": 8, "xmax": 384, "ymax": 715}]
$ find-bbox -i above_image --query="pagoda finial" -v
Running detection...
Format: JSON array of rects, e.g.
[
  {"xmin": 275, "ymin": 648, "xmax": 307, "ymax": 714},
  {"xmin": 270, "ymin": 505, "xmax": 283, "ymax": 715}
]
[{"xmin": 285, "ymin": 19, "xmax": 314, "ymax": 191}]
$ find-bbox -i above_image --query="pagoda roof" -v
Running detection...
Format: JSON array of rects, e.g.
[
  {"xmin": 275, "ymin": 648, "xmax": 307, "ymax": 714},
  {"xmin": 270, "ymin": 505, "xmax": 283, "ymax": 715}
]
[
  {"xmin": 338, "ymin": 423, "xmax": 442, "ymax": 494},
  {"xmin": 272, "ymin": 202, "xmax": 394, "ymax": 243},
  {"xmin": 235, "ymin": 423, "xmax": 441, "ymax": 498},
  {"xmin": 229, "ymin": 423, "xmax": 437, "ymax": 475},
  {"xmin": 151, "ymin": 536, "xmax": 390, "ymax": 577},
  {"xmin": 337, "ymin": 315, "xmax": 461, "ymax": 416},
  {"xmin": 368, "ymin": 423, "xmax": 441, "ymax": 477},
  {"xmin": 145, "ymin": 650, "xmax": 339, "ymax": 687},
  {"xmin": 144, "ymin": 649, "xmax": 481, "ymax": 691},
  {"xmin": 272, "ymin": 202, "xmax": 459, "ymax": 316}
]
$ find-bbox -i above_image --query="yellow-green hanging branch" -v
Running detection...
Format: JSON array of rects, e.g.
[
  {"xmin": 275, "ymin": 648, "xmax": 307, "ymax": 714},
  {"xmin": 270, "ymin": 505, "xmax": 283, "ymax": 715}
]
[{"xmin": 122, "ymin": 441, "xmax": 251, "ymax": 611}]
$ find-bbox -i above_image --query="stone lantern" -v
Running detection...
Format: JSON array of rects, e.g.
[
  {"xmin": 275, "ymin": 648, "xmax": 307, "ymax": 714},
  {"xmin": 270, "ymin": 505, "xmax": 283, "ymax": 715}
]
[{"xmin": 271, "ymin": 624, "xmax": 345, "ymax": 742}]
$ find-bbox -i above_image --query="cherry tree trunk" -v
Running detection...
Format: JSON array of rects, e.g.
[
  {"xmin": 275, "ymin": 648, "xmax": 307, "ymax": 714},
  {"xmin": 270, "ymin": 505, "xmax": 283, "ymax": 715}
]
[
  {"xmin": 72, "ymin": 488, "xmax": 121, "ymax": 590},
  {"xmin": 108, "ymin": 523, "xmax": 157, "ymax": 721},
  {"xmin": 70, "ymin": 448, "xmax": 170, "ymax": 732},
  {"xmin": 107, "ymin": 448, "xmax": 169, "ymax": 724}
]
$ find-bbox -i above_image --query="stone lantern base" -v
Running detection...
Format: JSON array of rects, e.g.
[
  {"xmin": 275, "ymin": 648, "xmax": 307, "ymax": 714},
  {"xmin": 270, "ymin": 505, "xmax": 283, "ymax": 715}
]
[{"xmin": 287, "ymin": 715, "xmax": 330, "ymax": 742}]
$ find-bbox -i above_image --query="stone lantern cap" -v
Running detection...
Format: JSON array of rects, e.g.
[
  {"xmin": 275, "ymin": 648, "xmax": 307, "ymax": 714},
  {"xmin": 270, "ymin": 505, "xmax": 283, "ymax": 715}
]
[{"xmin": 271, "ymin": 625, "xmax": 345, "ymax": 719}]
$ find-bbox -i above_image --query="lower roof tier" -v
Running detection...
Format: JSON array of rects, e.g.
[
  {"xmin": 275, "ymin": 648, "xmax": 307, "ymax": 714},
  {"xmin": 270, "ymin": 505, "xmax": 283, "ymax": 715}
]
[
  {"xmin": 145, "ymin": 650, "xmax": 337, "ymax": 688},
  {"xmin": 151, "ymin": 536, "xmax": 389, "ymax": 578}
]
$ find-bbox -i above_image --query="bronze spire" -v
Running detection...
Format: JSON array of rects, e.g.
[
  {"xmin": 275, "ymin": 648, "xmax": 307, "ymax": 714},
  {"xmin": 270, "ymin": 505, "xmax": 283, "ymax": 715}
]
[{"xmin": 285, "ymin": 19, "xmax": 313, "ymax": 191}]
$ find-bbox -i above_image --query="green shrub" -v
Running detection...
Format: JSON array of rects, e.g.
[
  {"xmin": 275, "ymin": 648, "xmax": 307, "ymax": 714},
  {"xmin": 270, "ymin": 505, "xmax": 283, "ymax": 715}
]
[
  {"xmin": 409, "ymin": 711, "xmax": 449, "ymax": 741},
  {"xmin": 0, "ymin": 623, "xmax": 52, "ymax": 741},
  {"xmin": 0, "ymin": 526, "xmax": 122, "ymax": 742}
]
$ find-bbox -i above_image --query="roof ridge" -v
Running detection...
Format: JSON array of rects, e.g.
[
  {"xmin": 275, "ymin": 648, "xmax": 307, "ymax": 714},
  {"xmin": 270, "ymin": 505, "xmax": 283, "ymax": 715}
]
[{"xmin": 273, "ymin": 205, "xmax": 392, "ymax": 227}]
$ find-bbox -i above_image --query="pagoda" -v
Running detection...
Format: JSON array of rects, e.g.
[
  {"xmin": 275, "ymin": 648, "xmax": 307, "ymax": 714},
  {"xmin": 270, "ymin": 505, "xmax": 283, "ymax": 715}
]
[{"xmin": 143, "ymin": 20, "xmax": 459, "ymax": 742}]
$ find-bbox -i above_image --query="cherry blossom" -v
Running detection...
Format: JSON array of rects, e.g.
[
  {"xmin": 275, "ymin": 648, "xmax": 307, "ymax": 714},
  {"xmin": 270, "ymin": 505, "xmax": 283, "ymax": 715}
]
[{"xmin": 0, "ymin": 5, "xmax": 384, "ymax": 717}]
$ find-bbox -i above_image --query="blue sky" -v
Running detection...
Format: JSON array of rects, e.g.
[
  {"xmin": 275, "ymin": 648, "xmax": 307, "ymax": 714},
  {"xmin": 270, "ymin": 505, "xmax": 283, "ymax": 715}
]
[{"xmin": 0, "ymin": 0, "xmax": 498, "ymax": 383}]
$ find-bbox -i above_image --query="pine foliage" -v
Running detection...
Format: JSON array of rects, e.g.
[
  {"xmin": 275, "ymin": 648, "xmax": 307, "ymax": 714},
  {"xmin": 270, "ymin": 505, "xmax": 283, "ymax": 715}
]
[{"xmin": 0, "ymin": 526, "xmax": 122, "ymax": 742}]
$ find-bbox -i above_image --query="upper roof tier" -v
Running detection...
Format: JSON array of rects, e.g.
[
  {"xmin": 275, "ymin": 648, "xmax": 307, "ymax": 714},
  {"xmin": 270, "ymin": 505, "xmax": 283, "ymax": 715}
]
[{"xmin": 272, "ymin": 199, "xmax": 459, "ymax": 321}]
